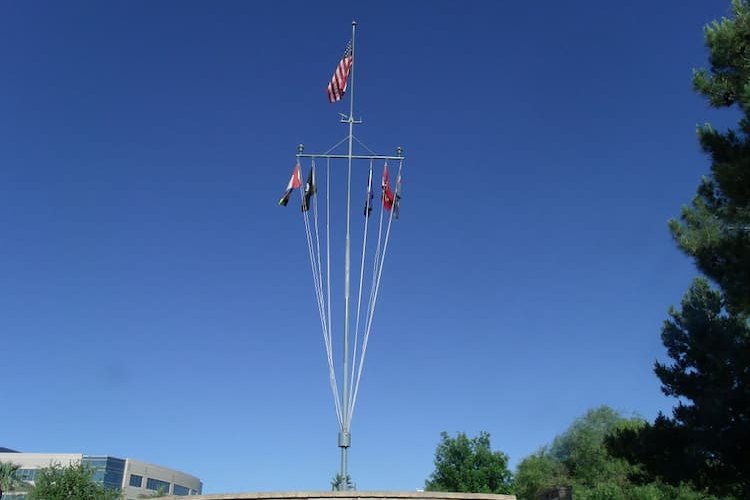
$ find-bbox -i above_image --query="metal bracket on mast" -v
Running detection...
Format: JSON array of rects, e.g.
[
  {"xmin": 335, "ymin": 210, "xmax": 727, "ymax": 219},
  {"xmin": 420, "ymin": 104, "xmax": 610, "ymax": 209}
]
[
  {"xmin": 339, "ymin": 114, "xmax": 362, "ymax": 125},
  {"xmin": 296, "ymin": 141, "xmax": 406, "ymax": 162}
]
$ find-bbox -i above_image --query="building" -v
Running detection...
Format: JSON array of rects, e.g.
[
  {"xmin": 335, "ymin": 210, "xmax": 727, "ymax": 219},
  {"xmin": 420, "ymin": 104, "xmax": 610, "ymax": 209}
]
[
  {"xmin": 537, "ymin": 487, "xmax": 572, "ymax": 500},
  {"xmin": 0, "ymin": 450, "xmax": 202, "ymax": 499}
]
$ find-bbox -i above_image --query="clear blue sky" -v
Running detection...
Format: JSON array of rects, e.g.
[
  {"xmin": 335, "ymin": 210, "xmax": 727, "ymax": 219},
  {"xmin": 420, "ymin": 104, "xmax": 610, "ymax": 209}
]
[{"xmin": 0, "ymin": 0, "xmax": 734, "ymax": 494}]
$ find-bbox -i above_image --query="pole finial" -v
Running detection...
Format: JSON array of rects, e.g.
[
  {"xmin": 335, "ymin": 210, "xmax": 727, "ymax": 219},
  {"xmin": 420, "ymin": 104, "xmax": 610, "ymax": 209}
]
[
  {"xmin": 352, "ymin": 20, "xmax": 357, "ymax": 26},
  {"xmin": 297, "ymin": 144, "xmax": 305, "ymax": 155},
  {"xmin": 396, "ymin": 146, "xmax": 404, "ymax": 158}
]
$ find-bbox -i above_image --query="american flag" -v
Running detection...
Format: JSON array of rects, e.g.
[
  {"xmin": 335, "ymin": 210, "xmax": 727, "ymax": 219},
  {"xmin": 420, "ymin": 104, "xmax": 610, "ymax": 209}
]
[{"xmin": 326, "ymin": 41, "xmax": 353, "ymax": 103}]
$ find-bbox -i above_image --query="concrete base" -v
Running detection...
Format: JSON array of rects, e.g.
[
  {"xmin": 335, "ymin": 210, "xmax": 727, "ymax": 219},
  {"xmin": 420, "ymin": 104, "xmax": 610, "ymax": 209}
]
[{"xmin": 164, "ymin": 491, "xmax": 516, "ymax": 500}]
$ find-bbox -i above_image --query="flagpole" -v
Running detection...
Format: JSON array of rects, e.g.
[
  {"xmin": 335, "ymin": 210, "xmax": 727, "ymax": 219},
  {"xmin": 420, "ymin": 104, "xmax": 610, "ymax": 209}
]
[
  {"xmin": 340, "ymin": 19, "xmax": 357, "ymax": 486},
  {"xmin": 292, "ymin": 21, "xmax": 405, "ymax": 489}
]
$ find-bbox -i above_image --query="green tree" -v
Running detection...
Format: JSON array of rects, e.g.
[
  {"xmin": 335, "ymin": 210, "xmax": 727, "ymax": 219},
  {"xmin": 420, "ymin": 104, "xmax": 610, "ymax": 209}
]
[
  {"xmin": 514, "ymin": 407, "xmax": 639, "ymax": 500},
  {"xmin": 513, "ymin": 451, "xmax": 567, "ymax": 500},
  {"xmin": 137, "ymin": 486, "xmax": 169, "ymax": 498},
  {"xmin": 547, "ymin": 406, "xmax": 638, "ymax": 488},
  {"xmin": 27, "ymin": 463, "xmax": 121, "ymax": 500},
  {"xmin": 425, "ymin": 431, "xmax": 512, "ymax": 494},
  {"xmin": 608, "ymin": 280, "xmax": 750, "ymax": 497},
  {"xmin": 669, "ymin": 0, "xmax": 750, "ymax": 314},
  {"xmin": 0, "ymin": 461, "xmax": 30, "ymax": 499},
  {"xmin": 515, "ymin": 407, "xmax": 713, "ymax": 500},
  {"xmin": 608, "ymin": 2, "xmax": 750, "ymax": 497}
]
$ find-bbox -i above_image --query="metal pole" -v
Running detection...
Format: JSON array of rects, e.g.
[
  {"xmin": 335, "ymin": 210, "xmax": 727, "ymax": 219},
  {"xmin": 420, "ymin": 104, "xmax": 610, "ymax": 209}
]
[
  {"xmin": 296, "ymin": 154, "xmax": 404, "ymax": 161},
  {"xmin": 339, "ymin": 19, "xmax": 356, "ymax": 485}
]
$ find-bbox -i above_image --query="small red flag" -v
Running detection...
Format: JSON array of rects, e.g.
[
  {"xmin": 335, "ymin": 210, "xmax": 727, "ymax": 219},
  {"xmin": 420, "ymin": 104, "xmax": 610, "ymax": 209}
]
[
  {"xmin": 279, "ymin": 163, "xmax": 302, "ymax": 206},
  {"xmin": 382, "ymin": 163, "xmax": 395, "ymax": 211}
]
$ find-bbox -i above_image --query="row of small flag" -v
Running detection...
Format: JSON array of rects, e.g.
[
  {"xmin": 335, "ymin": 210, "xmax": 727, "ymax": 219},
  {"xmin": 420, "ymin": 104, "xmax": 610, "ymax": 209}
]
[
  {"xmin": 278, "ymin": 41, "xmax": 401, "ymax": 215},
  {"xmin": 278, "ymin": 162, "xmax": 401, "ymax": 218}
]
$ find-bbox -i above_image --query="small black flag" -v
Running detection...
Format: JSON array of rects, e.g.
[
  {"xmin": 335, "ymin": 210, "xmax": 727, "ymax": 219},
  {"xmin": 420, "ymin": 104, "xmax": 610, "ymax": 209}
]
[
  {"xmin": 393, "ymin": 171, "xmax": 402, "ymax": 219},
  {"xmin": 364, "ymin": 168, "xmax": 373, "ymax": 217},
  {"xmin": 301, "ymin": 167, "xmax": 316, "ymax": 212}
]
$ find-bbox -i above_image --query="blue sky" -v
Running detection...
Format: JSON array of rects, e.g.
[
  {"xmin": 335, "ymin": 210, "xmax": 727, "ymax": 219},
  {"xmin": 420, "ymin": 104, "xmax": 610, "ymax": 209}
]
[{"xmin": 0, "ymin": 0, "xmax": 735, "ymax": 494}]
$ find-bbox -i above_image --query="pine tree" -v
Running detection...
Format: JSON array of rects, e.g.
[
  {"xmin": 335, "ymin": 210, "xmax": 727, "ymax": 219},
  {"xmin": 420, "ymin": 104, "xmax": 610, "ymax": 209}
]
[
  {"xmin": 670, "ymin": 0, "xmax": 750, "ymax": 314},
  {"xmin": 609, "ymin": 2, "xmax": 750, "ymax": 497},
  {"xmin": 653, "ymin": 280, "xmax": 748, "ymax": 496}
]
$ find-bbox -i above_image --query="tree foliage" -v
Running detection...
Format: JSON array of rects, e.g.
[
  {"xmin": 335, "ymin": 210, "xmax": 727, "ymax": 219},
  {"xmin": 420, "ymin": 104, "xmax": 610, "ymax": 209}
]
[
  {"xmin": 425, "ymin": 431, "xmax": 512, "ymax": 494},
  {"xmin": 548, "ymin": 407, "xmax": 639, "ymax": 489},
  {"xmin": 0, "ymin": 461, "xmax": 30, "ymax": 499},
  {"xmin": 608, "ymin": 2, "xmax": 750, "ymax": 497},
  {"xmin": 515, "ymin": 407, "xmax": 637, "ymax": 500},
  {"xmin": 26, "ymin": 463, "xmax": 121, "ymax": 500},
  {"xmin": 137, "ymin": 486, "xmax": 169, "ymax": 498},
  {"xmin": 515, "ymin": 407, "xmax": 713, "ymax": 500},
  {"xmin": 513, "ymin": 452, "xmax": 567, "ymax": 500},
  {"xmin": 607, "ymin": 280, "xmax": 750, "ymax": 497},
  {"xmin": 670, "ymin": 0, "xmax": 750, "ymax": 314}
]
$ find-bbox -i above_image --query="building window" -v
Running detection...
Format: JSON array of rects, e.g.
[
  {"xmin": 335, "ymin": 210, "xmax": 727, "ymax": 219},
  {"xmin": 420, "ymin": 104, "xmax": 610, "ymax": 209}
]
[
  {"xmin": 82, "ymin": 456, "xmax": 125, "ymax": 491},
  {"xmin": 173, "ymin": 484, "xmax": 190, "ymax": 496},
  {"xmin": 17, "ymin": 469, "xmax": 37, "ymax": 481},
  {"xmin": 129, "ymin": 474, "xmax": 143, "ymax": 487},
  {"xmin": 146, "ymin": 478, "xmax": 171, "ymax": 493},
  {"xmin": 3, "ymin": 495, "xmax": 29, "ymax": 500}
]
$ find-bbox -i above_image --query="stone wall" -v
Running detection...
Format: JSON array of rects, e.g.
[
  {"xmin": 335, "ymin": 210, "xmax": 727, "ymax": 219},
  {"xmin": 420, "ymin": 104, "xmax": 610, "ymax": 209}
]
[{"xmin": 164, "ymin": 491, "xmax": 516, "ymax": 500}]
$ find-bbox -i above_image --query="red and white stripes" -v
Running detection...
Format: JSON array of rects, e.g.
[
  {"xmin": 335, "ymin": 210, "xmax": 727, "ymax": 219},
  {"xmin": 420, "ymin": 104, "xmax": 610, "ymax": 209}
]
[{"xmin": 326, "ymin": 41, "xmax": 353, "ymax": 103}]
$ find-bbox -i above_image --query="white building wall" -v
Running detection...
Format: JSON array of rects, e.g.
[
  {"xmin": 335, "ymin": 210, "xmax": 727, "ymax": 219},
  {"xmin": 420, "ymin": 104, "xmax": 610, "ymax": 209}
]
[
  {"xmin": 121, "ymin": 457, "xmax": 202, "ymax": 499},
  {"xmin": 0, "ymin": 452, "xmax": 202, "ymax": 500},
  {"xmin": 0, "ymin": 452, "xmax": 84, "ymax": 479}
]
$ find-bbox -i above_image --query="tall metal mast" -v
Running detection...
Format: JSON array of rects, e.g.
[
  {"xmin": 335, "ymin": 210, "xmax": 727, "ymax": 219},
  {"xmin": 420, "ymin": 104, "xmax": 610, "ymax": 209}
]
[
  {"xmin": 339, "ymin": 20, "xmax": 357, "ymax": 482},
  {"xmin": 294, "ymin": 20, "xmax": 405, "ymax": 487}
]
